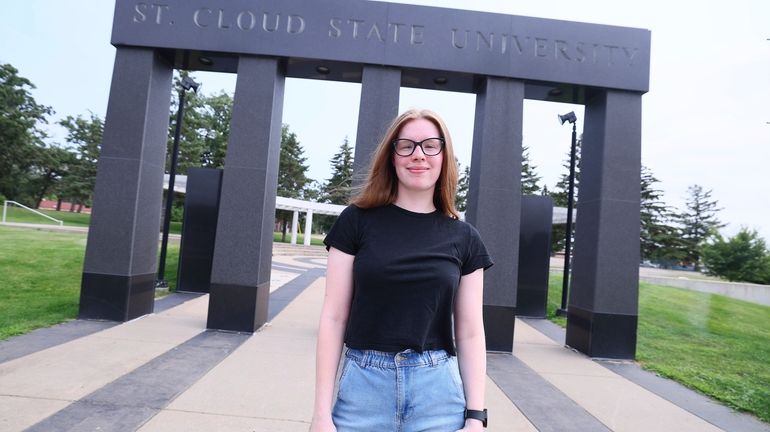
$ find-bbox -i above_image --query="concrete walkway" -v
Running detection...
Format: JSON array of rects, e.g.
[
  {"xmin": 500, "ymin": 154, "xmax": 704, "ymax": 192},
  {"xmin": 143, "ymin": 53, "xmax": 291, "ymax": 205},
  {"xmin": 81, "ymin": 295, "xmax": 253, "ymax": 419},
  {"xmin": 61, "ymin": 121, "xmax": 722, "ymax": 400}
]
[{"xmin": 1, "ymin": 253, "xmax": 768, "ymax": 432}]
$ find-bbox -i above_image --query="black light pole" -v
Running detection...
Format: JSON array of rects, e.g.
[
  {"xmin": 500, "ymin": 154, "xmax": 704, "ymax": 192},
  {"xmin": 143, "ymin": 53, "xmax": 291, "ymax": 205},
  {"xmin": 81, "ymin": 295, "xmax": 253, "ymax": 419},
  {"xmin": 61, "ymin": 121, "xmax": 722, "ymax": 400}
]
[
  {"xmin": 556, "ymin": 111, "xmax": 578, "ymax": 316},
  {"xmin": 156, "ymin": 76, "xmax": 199, "ymax": 288}
]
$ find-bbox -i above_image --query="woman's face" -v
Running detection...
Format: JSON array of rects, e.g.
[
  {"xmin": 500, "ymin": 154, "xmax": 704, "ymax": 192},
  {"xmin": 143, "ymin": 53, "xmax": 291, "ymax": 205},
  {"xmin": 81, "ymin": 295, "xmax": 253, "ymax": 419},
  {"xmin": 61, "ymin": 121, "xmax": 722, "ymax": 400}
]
[{"xmin": 392, "ymin": 118, "xmax": 444, "ymax": 196}]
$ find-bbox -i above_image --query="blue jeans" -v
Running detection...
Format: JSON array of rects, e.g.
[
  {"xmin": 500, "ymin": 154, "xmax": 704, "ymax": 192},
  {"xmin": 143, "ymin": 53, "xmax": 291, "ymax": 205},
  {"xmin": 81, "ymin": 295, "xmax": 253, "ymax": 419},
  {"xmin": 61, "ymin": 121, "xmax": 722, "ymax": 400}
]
[{"xmin": 332, "ymin": 348, "xmax": 466, "ymax": 432}]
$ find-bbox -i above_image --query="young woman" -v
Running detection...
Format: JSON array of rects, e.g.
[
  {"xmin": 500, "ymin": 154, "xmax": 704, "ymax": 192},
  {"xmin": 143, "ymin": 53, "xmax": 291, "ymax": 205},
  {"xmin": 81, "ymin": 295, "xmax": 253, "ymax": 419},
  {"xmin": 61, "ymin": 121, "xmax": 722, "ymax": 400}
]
[{"xmin": 311, "ymin": 109, "xmax": 493, "ymax": 432}]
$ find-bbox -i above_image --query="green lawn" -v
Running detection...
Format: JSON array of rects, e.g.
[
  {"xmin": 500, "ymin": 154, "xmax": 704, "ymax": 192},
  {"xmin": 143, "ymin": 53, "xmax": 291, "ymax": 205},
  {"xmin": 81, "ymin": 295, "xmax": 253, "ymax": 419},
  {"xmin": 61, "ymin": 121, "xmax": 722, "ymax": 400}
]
[
  {"xmin": 273, "ymin": 231, "xmax": 325, "ymax": 246},
  {"xmin": 547, "ymin": 273, "xmax": 770, "ymax": 423},
  {"xmin": 2, "ymin": 206, "xmax": 182, "ymax": 234},
  {"xmin": 0, "ymin": 226, "xmax": 179, "ymax": 340},
  {"xmin": 2, "ymin": 206, "xmax": 91, "ymax": 227}
]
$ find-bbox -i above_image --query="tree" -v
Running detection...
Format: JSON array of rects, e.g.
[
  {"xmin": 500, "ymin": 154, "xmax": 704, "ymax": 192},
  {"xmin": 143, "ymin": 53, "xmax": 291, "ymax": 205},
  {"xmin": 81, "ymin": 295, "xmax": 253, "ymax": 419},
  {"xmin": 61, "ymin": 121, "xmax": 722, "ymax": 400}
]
[
  {"xmin": 0, "ymin": 64, "xmax": 53, "ymax": 205},
  {"xmin": 550, "ymin": 136, "xmax": 582, "ymax": 207},
  {"xmin": 277, "ymin": 124, "xmax": 312, "ymax": 240},
  {"xmin": 322, "ymin": 137, "xmax": 354, "ymax": 205},
  {"xmin": 165, "ymin": 71, "xmax": 207, "ymax": 175},
  {"xmin": 315, "ymin": 137, "xmax": 355, "ymax": 233},
  {"xmin": 456, "ymin": 164, "xmax": 470, "ymax": 212},
  {"xmin": 521, "ymin": 146, "xmax": 541, "ymax": 195},
  {"xmin": 548, "ymin": 137, "xmax": 582, "ymax": 254},
  {"xmin": 198, "ymin": 91, "xmax": 233, "ymax": 169},
  {"xmin": 277, "ymin": 125, "xmax": 311, "ymax": 198},
  {"xmin": 58, "ymin": 113, "xmax": 103, "ymax": 209},
  {"xmin": 31, "ymin": 145, "xmax": 73, "ymax": 209},
  {"xmin": 677, "ymin": 184, "xmax": 725, "ymax": 270},
  {"xmin": 639, "ymin": 166, "xmax": 685, "ymax": 265},
  {"xmin": 701, "ymin": 228, "xmax": 770, "ymax": 284}
]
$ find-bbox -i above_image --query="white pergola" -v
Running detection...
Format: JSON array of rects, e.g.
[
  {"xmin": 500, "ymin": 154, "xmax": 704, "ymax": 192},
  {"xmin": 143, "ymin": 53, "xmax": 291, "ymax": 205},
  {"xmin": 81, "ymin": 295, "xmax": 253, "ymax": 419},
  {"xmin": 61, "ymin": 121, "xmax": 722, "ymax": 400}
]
[{"xmin": 164, "ymin": 174, "xmax": 572, "ymax": 245}]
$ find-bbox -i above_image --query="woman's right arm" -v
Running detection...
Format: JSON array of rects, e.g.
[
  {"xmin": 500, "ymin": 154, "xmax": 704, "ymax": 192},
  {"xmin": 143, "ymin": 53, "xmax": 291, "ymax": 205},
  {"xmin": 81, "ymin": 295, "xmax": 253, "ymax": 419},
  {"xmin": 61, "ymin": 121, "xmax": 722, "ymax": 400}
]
[{"xmin": 310, "ymin": 247, "xmax": 355, "ymax": 432}]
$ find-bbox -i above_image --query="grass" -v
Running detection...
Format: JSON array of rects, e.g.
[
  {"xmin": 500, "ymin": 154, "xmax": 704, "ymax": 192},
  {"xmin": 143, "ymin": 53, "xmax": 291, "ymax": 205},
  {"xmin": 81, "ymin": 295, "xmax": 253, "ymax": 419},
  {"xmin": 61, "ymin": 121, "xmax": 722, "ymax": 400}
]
[
  {"xmin": 0, "ymin": 226, "xmax": 179, "ymax": 340},
  {"xmin": 3, "ymin": 206, "xmax": 182, "ymax": 234},
  {"xmin": 546, "ymin": 272, "xmax": 770, "ymax": 423},
  {"xmin": 273, "ymin": 231, "xmax": 325, "ymax": 246},
  {"xmin": 2, "ymin": 206, "xmax": 330, "ymax": 242},
  {"xmin": 3, "ymin": 206, "xmax": 91, "ymax": 227}
]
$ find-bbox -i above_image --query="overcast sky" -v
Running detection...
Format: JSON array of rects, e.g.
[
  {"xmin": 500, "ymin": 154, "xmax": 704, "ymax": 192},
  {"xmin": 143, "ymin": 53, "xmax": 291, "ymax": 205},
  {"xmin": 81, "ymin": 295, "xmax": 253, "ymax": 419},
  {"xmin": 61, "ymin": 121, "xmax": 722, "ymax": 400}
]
[{"xmin": 2, "ymin": 0, "xmax": 769, "ymax": 242}]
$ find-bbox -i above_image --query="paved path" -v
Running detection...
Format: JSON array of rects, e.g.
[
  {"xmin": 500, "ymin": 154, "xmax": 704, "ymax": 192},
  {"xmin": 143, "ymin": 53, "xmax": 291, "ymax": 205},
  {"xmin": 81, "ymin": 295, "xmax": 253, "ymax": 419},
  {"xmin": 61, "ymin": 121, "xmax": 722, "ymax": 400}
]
[{"xmin": 1, "ymin": 254, "xmax": 768, "ymax": 432}]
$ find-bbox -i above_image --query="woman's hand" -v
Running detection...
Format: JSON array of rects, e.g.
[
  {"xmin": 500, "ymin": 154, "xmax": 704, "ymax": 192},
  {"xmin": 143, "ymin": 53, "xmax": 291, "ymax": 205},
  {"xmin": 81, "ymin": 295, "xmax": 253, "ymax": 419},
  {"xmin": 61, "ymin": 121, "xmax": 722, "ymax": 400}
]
[
  {"xmin": 456, "ymin": 418, "xmax": 485, "ymax": 432},
  {"xmin": 309, "ymin": 415, "xmax": 337, "ymax": 432}
]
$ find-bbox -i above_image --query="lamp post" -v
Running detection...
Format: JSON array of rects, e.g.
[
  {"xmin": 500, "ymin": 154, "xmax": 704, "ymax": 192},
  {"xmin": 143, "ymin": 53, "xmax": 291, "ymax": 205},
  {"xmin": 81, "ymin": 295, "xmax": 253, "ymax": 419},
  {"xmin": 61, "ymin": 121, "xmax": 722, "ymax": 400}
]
[
  {"xmin": 556, "ymin": 111, "xmax": 578, "ymax": 316},
  {"xmin": 156, "ymin": 76, "xmax": 200, "ymax": 288}
]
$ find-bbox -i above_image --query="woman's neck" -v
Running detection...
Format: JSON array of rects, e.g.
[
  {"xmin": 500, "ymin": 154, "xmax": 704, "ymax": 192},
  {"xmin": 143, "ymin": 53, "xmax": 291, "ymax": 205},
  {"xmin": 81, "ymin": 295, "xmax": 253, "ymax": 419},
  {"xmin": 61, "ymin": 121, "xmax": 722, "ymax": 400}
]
[{"xmin": 393, "ymin": 190, "xmax": 436, "ymax": 213}]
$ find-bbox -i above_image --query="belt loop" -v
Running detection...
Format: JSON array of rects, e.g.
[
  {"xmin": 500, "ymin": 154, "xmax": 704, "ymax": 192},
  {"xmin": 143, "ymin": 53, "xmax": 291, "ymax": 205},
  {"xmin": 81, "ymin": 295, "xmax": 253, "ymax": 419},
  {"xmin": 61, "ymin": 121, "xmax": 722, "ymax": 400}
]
[{"xmin": 428, "ymin": 350, "xmax": 436, "ymax": 367}]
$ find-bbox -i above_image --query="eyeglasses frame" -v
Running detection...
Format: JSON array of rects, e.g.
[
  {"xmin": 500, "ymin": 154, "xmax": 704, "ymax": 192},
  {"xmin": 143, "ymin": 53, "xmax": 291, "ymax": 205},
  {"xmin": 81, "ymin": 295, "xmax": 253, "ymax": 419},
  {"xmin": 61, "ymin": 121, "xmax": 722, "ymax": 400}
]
[{"xmin": 391, "ymin": 137, "xmax": 445, "ymax": 157}]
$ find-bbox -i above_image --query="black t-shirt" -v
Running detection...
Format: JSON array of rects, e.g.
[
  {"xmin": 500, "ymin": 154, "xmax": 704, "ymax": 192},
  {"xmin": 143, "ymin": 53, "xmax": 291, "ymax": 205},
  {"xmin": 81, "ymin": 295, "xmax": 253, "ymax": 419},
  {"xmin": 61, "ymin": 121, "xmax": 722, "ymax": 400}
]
[{"xmin": 323, "ymin": 204, "xmax": 493, "ymax": 356}]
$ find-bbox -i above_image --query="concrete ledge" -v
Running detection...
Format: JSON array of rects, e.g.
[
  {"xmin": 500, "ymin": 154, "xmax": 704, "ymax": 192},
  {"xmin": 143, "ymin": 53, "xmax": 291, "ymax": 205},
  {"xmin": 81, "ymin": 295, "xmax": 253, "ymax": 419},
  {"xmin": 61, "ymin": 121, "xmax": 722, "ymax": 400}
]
[{"xmin": 640, "ymin": 276, "xmax": 770, "ymax": 306}]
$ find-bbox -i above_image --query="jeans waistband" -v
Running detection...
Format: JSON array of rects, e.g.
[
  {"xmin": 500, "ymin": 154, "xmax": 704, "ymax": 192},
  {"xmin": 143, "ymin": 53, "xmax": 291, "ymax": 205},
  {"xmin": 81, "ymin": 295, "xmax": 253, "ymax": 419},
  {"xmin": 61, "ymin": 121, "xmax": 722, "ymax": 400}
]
[{"xmin": 345, "ymin": 348, "xmax": 449, "ymax": 368}]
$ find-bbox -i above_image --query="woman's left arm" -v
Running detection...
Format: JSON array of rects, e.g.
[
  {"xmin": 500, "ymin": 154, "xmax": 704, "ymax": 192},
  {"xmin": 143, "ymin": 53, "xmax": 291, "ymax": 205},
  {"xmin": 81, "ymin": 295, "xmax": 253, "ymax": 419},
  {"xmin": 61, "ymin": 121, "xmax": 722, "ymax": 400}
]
[{"xmin": 454, "ymin": 268, "xmax": 486, "ymax": 432}]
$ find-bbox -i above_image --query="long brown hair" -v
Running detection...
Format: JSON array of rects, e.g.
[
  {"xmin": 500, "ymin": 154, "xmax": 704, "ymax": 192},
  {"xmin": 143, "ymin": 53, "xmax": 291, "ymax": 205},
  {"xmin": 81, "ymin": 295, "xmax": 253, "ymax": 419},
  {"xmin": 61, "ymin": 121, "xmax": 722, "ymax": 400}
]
[{"xmin": 351, "ymin": 109, "xmax": 460, "ymax": 219}]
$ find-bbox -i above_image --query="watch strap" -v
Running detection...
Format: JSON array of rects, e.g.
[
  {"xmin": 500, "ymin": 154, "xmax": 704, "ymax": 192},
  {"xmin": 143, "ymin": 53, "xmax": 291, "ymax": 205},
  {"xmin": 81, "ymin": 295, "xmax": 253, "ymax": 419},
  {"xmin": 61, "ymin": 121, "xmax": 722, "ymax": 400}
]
[{"xmin": 464, "ymin": 408, "xmax": 488, "ymax": 428}]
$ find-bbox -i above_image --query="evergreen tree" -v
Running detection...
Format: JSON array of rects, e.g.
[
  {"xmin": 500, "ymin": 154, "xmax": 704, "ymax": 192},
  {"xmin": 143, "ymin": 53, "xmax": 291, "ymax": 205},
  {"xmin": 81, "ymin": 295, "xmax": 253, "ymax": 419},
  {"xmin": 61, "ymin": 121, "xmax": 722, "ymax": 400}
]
[
  {"xmin": 0, "ymin": 64, "xmax": 53, "ymax": 205},
  {"xmin": 701, "ymin": 228, "xmax": 770, "ymax": 284},
  {"xmin": 639, "ymin": 166, "xmax": 685, "ymax": 265},
  {"xmin": 277, "ymin": 124, "xmax": 311, "ymax": 198},
  {"xmin": 456, "ymin": 164, "xmax": 470, "ymax": 212},
  {"xmin": 677, "ymin": 184, "xmax": 725, "ymax": 270},
  {"xmin": 277, "ymin": 124, "xmax": 312, "ymax": 240},
  {"xmin": 316, "ymin": 137, "xmax": 355, "ymax": 234},
  {"xmin": 550, "ymin": 136, "xmax": 582, "ymax": 207},
  {"xmin": 322, "ymin": 137, "xmax": 354, "ymax": 205},
  {"xmin": 521, "ymin": 146, "xmax": 541, "ymax": 195},
  {"xmin": 548, "ymin": 137, "xmax": 582, "ymax": 254}
]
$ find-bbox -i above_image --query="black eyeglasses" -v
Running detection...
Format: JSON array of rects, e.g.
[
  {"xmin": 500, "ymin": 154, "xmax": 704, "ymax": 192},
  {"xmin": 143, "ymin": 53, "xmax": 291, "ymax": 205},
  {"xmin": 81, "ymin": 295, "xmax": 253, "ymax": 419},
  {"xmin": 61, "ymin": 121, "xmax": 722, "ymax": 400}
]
[{"xmin": 392, "ymin": 138, "xmax": 445, "ymax": 156}]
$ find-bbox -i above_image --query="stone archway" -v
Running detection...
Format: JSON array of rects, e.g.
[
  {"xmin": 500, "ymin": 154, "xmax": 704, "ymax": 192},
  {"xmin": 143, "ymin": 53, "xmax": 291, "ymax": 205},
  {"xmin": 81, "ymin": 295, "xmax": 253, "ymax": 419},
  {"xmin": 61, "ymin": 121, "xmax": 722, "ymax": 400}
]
[{"xmin": 79, "ymin": 0, "xmax": 649, "ymax": 359}]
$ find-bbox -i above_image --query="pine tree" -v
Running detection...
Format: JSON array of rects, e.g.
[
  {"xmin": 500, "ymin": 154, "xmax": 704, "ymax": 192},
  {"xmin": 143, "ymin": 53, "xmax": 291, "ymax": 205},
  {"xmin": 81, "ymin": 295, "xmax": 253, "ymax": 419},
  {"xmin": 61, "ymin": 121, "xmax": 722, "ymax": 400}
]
[
  {"xmin": 639, "ymin": 166, "xmax": 684, "ymax": 265},
  {"xmin": 551, "ymin": 136, "xmax": 582, "ymax": 207},
  {"xmin": 456, "ymin": 164, "xmax": 470, "ymax": 212},
  {"xmin": 521, "ymin": 146, "xmax": 541, "ymax": 195},
  {"xmin": 277, "ymin": 125, "xmax": 311, "ymax": 198},
  {"xmin": 677, "ymin": 184, "xmax": 725, "ymax": 270},
  {"xmin": 322, "ymin": 137, "xmax": 354, "ymax": 205},
  {"xmin": 277, "ymin": 124, "xmax": 312, "ymax": 240},
  {"xmin": 548, "ymin": 137, "xmax": 582, "ymax": 254}
]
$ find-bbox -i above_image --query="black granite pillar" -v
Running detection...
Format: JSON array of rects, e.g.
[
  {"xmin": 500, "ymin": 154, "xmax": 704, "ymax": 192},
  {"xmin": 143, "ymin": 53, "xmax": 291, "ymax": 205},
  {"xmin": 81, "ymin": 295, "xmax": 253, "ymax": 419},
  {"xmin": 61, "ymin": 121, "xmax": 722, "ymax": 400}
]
[
  {"xmin": 176, "ymin": 168, "xmax": 223, "ymax": 293},
  {"xmin": 516, "ymin": 195, "xmax": 553, "ymax": 318},
  {"xmin": 352, "ymin": 66, "xmax": 401, "ymax": 185},
  {"xmin": 79, "ymin": 47, "xmax": 172, "ymax": 321},
  {"xmin": 465, "ymin": 77, "xmax": 524, "ymax": 352},
  {"xmin": 566, "ymin": 90, "xmax": 642, "ymax": 359},
  {"xmin": 207, "ymin": 56, "xmax": 285, "ymax": 332}
]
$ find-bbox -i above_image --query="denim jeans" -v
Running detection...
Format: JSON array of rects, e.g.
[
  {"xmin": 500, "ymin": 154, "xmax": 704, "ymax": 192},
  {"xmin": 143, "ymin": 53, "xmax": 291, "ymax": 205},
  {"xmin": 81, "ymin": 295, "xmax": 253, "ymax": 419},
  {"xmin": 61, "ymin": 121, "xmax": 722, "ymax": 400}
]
[{"xmin": 332, "ymin": 348, "xmax": 466, "ymax": 432}]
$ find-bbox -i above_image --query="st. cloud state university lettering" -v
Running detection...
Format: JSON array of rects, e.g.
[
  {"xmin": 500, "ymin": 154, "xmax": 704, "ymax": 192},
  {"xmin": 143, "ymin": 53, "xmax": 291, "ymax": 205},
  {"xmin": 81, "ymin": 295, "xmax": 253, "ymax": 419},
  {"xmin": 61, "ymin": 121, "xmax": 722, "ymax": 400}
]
[{"xmin": 131, "ymin": 3, "xmax": 640, "ymax": 67}]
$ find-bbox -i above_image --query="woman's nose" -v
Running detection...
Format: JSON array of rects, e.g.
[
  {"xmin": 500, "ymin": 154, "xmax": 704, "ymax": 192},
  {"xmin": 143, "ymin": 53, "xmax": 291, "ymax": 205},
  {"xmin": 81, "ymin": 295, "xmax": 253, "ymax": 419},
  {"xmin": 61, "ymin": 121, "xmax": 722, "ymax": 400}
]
[{"xmin": 411, "ymin": 145, "xmax": 426, "ymax": 159}]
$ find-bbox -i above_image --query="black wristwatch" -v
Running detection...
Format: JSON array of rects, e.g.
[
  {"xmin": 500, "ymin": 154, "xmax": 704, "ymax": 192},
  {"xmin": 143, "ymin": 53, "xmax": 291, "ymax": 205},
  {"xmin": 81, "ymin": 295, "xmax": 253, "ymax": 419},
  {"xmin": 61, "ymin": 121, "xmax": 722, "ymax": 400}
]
[{"xmin": 464, "ymin": 408, "xmax": 488, "ymax": 428}]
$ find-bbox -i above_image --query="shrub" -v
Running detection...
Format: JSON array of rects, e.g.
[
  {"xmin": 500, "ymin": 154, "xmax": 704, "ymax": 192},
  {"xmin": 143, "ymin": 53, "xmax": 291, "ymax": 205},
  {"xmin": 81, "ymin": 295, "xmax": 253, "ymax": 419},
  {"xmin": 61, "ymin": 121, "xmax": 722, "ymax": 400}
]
[{"xmin": 701, "ymin": 228, "xmax": 770, "ymax": 284}]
